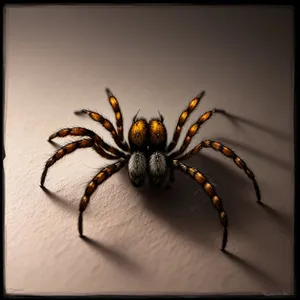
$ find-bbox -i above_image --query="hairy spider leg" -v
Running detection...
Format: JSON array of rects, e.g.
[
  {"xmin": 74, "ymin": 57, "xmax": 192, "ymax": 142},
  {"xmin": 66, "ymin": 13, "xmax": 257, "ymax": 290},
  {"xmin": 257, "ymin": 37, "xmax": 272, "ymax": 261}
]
[
  {"xmin": 105, "ymin": 88, "xmax": 130, "ymax": 150},
  {"xmin": 74, "ymin": 108, "xmax": 129, "ymax": 152},
  {"xmin": 168, "ymin": 109, "xmax": 216, "ymax": 158},
  {"xmin": 78, "ymin": 159, "xmax": 127, "ymax": 236},
  {"xmin": 167, "ymin": 91, "xmax": 205, "ymax": 153},
  {"xmin": 176, "ymin": 140, "xmax": 261, "ymax": 203},
  {"xmin": 48, "ymin": 127, "xmax": 126, "ymax": 159},
  {"xmin": 172, "ymin": 159, "xmax": 228, "ymax": 251},
  {"xmin": 41, "ymin": 138, "xmax": 119, "ymax": 187}
]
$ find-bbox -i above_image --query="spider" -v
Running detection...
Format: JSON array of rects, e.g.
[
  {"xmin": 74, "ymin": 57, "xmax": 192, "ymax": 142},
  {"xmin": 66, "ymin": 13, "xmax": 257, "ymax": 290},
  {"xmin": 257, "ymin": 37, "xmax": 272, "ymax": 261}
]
[{"xmin": 40, "ymin": 88, "xmax": 261, "ymax": 251}]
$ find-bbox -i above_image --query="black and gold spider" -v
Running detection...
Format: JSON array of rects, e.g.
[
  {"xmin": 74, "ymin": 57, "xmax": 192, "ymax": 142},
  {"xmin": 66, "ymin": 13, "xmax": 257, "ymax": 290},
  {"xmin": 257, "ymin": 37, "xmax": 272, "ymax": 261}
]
[{"xmin": 40, "ymin": 88, "xmax": 261, "ymax": 251}]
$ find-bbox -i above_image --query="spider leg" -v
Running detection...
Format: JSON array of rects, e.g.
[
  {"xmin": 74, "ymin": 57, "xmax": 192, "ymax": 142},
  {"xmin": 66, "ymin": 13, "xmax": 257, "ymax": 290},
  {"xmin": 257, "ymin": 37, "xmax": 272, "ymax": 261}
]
[
  {"xmin": 48, "ymin": 127, "xmax": 127, "ymax": 159},
  {"xmin": 74, "ymin": 108, "xmax": 129, "ymax": 152},
  {"xmin": 172, "ymin": 159, "xmax": 228, "ymax": 251},
  {"xmin": 167, "ymin": 91, "xmax": 205, "ymax": 153},
  {"xmin": 105, "ymin": 88, "xmax": 129, "ymax": 147},
  {"xmin": 40, "ymin": 138, "xmax": 120, "ymax": 187},
  {"xmin": 78, "ymin": 159, "xmax": 127, "ymax": 237},
  {"xmin": 176, "ymin": 140, "xmax": 261, "ymax": 203},
  {"xmin": 168, "ymin": 109, "xmax": 216, "ymax": 158}
]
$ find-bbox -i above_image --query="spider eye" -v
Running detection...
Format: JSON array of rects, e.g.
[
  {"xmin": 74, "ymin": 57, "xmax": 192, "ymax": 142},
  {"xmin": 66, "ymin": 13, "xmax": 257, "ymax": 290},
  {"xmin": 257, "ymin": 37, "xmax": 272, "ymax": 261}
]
[
  {"xmin": 156, "ymin": 133, "xmax": 160, "ymax": 137},
  {"xmin": 136, "ymin": 133, "xmax": 140, "ymax": 138}
]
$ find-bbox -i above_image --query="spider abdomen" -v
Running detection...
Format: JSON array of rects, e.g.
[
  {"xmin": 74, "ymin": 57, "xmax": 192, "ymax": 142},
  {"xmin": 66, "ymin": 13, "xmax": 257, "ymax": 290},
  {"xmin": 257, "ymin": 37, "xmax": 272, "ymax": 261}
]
[
  {"xmin": 128, "ymin": 151, "xmax": 147, "ymax": 187},
  {"xmin": 148, "ymin": 151, "xmax": 168, "ymax": 185}
]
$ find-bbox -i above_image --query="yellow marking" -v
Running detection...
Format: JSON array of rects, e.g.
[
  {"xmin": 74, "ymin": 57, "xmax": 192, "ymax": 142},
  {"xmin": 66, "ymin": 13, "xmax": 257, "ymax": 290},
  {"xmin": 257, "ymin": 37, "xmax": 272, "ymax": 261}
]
[
  {"xmin": 115, "ymin": 112, "xmax": 122, "ymax": 121},
  {"xmin": 59, "ymin": 129, "xmax": 69, "ymax": 136},
  {"xmin": 71, "ymin": 127, "xmax": 86, "ymax": 135},
  {"xmin": 103, "ymin": 120, "xmax": 114, "ymax": 131},
  {"xmin": 109, "ymin": 97, "xmax": 118, "ymax": 108},
  {"xmin": 189, "ymin": 98, "xmax": 199, "ymax": 110},
  {"xmin": 88, "ymin": 181, "xmax": 95, "ymax": 189},
  {"xmin": 204, "ymin": 182, "xmax": 214, "ymax": 197},
  {"xmin": 188, "ymin": 167, "xmax": 197, "ymax": 176},
  {"xmin": 212, "ymin": 196, "xmax": 222, "ymax": 210},
  {"xmin": 82, "ymin": 196, "xmax": 89, "ymax": 205},
  {"xmin": 56, "ymin": 149, "xmax": 64, "ymax": 159},
  {"xmin": 195, "ymin": 172, "xmax": 205, "ymax": 184},
  {"xmin": 200, "ymin": 111, "xmax": 212, "ymax": 123},
  {"xmin": 79, "ymin": 139, "xmax": 91, "ymax": 147},
  {"xmin": 86, "ymin": 181, "xmax": 96, "ymax": 195},
  {"xmin": 188, "ymin": 124, "xmax": 199, "ymax": 136},
  {"xmin": 96, "ymin": 172, "xmax": 105, "ymax": 183},
  {"xmin": 222, "ymin": 146, "xmax": 234, "ymax": 157},
  {"xmin": 91, "ymin": 113, "xmax": 101, "ymax": 122},
  {"xmin": 184, "ymin": 136, "xmax": 191, "ymax": 145},
  {"xmin": 179, "ymin": 111, "xmax": 188, "ymax": 124},
  {"xmin": 65, "ymin": 143, "xmax": 76, "ymax": 153},
  {"xmin": 80, "ymin": 196, "xmax": 89, "ymax": 211},
  {"xmin": 220, "ymin": 211, "xmax": 228, "ymax": 226},
  {"xmin": 212, "ymin": 142, "xmax": 221, "ymax": 150}
]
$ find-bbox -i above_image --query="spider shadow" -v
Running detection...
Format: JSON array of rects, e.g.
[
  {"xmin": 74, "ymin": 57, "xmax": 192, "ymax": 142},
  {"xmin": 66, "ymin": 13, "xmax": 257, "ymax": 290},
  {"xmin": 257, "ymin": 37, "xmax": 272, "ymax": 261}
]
[
  {"xmin": 120, "ymin": 152, "xmax": 264, "ymax": 250},
  {"xmin": 222, "ymin": 251, "xmax": 281, "ymax": 290},
  {"xmin": 257, "ymin": 202, "xmax": 293, "ymax": 237},
  {"xmin": 80, "ymin": 236, "xmax": 142, "ymax": 274},
  {"xmin": 48, "ymin": 140, "xmax": 62, "ymax": 149},
  {"xmin": 216, "ymin": 109, "xmax": 292, "ymax": 142},
  {"xmin": 121, "ymin": 150, "xmax": 292, "ymax": 249},
  {"xmin": 41, "ymin": 186, "xmax": 142, "ymax": 273},
  {"xmin": 119, "ymin": 152, "xmax": 289, "ymax": 290},
  {"xmin": 40, "ymin": 186, "xmax": 78, "ymax": 213}
]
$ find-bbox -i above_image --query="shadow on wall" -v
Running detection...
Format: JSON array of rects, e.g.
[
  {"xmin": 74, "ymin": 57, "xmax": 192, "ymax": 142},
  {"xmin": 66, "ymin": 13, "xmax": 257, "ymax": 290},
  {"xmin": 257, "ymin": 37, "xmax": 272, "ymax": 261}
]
[{"xmin": 214, "ymin": 109, "xmax": 293, "ymax": 142}]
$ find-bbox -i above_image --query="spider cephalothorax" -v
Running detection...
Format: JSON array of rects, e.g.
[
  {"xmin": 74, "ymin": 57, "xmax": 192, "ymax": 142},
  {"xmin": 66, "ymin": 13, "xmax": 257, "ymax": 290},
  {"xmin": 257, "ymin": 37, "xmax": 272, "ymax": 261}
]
[{"xmin": 41, "ymin": 88, "xmax": 261, "ymax": 251}]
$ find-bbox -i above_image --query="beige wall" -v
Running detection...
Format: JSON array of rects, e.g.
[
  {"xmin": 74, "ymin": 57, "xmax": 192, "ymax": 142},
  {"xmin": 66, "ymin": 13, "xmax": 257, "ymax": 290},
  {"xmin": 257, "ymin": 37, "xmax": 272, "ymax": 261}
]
[{"xmin": 4, "ymin": 5, "xmax": 294, "ymax": 295}]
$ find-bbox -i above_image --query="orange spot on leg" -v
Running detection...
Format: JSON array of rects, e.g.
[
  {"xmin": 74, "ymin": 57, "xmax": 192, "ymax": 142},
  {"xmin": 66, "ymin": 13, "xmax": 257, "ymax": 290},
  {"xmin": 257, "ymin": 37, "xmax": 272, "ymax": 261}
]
[
  {"xmin": 222, "ymin": 146, "xmax": 235, "ymax": 158},
  {"xmin": 204, "ymin": 182, "xmax": 214, "ymax": 197},
  {"xmin": 195, "ymin": 172, "xmax": 205, "ymax": 184},
  {"xmin": 212, "ymin": 196, "xmax": 222, "ymax": 210}
]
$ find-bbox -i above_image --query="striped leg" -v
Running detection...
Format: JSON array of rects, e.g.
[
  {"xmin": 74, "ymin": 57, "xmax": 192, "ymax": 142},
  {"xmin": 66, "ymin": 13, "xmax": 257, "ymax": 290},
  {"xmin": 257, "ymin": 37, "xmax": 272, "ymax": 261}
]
[
  {"xmin": 105, "ymin": 88, "xmax": 129, "ymax": 147},
  {"xmin": 75, "ymin": 107, "xmax": 129, "ymax": 152},
  {"xmin": 48, "ymin": 127, "xmax": 126, "ymax": 159},
  {"xmin": 173, "ymin": 159, "xmax": 228, "ymax": 251},
  {"xmin": 78, "ymin": 159, "xmax": 127, "ymax": 236},
  {"xmin": 169, "ymin": 109, "xmax": 216, "ymax": 158},
  {"xmin": 41, "ymin": 138, "xmax": 119, "ymax": 187},
  {"xmin": 167, "ymin": 91, "xmax": 205, "ymax": 153},
  {"xmin": 176, "ymin": 140, "xmax": 261, "ymax": 203}
]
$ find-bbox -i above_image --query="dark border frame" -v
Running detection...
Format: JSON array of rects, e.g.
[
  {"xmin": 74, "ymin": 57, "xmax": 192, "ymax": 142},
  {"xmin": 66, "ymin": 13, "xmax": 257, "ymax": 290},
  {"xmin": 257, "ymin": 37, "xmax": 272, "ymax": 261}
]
[{"xmin": 1, "ymin": 2, "xmax": 297, "ymax": 299}]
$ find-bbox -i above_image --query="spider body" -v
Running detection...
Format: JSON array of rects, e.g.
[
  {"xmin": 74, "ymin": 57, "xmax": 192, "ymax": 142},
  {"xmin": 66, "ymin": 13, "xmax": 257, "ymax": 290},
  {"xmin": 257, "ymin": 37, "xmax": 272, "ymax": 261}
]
[{"xmin": 41, "ymin": 88, "xmax": 261, "ymax": 251}]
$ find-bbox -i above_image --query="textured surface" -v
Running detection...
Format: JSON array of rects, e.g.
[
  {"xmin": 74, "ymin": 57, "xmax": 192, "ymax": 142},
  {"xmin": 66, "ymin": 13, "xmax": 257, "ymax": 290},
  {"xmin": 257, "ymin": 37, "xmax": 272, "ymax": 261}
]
[{"xmin": 4, "ymin": 6, "xmax": 294, "ymax": 296}]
